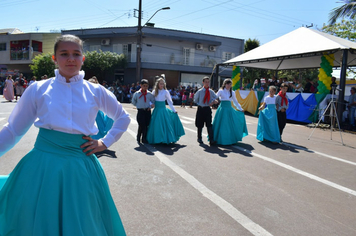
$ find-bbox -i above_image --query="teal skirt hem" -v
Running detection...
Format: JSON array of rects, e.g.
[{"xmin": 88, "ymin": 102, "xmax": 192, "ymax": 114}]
[
  {"xmin": 0, "ymin": 128, "xmax": 126, "ymax": 236},
  {"xmin": 147, "ymin": 101, "xmax": 185, "ymax": 144},
  {"xmin": 212, "ymin": 101, "xmax": 248, "ymax": 145},
  {"xmin": 256, "ymin": 104, "xmax": 281, "ymax": 143}
]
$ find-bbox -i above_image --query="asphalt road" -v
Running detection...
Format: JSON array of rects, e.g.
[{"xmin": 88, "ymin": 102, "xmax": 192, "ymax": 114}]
[{"xmin": 1, "ymin": 97, "xmax": 356, "ymax": 236}]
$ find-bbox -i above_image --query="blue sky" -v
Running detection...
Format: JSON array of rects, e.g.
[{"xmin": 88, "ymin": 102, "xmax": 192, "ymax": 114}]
[{"xmin": 2, "ymin": 0, "xmax": 342, "ymax": 44}]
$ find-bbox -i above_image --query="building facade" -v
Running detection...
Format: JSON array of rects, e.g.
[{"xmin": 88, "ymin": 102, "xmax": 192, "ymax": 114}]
[
  {"xmin": 0, "ymin": 29, "xmax": 60, "ymax": 78},
  {"xmin": 63, "ymin": 27, "xmax": 243, "ymax": 89}
]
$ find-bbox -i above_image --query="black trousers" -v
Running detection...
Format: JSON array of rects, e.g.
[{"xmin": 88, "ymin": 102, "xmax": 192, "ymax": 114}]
[
  {"xmin": 195, "ymin": 106, "xmax": 212, "ymax": 128},
  {"xmin": 137, "ymin": 109, "xmax": 151, "ymax": 140},
  {"xmin": 277, "ymin": 111, "xmax": 287, "ymax": 136}
]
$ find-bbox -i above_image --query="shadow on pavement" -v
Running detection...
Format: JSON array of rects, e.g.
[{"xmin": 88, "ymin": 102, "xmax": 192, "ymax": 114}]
[
  {"xmin": 95, "ymin": 149, "xmax": 118, "ymax": 158},
  {"xmin": 151, "ymin": 143, "xmax": 187, "ymax": 156},
  {"xmin": 258, "ymin": 141, "xmax": 300, "ymax": 153}
]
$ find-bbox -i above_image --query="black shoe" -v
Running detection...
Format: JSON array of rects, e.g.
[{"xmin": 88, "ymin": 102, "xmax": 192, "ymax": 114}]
[
  {"xmin": 197, "ymin": 138, "xmax": 203, "ymax": 143},
  {"xmin": 142, "ymin": 138, "xmax": 148, "ymax": 144},
  {"xmin": 209, "ymin": 140, "xmax": 217, "ymax": 146}
]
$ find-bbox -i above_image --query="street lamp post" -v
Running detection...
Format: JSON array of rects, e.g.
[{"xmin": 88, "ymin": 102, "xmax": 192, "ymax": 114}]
[{"xmin": 136, "ymin": 1, "xmax": 170, "ymax": 82}]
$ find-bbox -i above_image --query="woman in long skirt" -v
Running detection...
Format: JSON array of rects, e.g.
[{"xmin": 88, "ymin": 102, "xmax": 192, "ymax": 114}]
[
  {"xmin": 256, "ymin": 86, "xmax": 280, "ymax": 143},
  {"xmin": 146, "ymin": 76, "xmax": 185, "ymax": 144},
  {"xmin": 0, "ymin": 35, "xmax": 129, "ymax": 236},
  {"xmin": 212, "ymin": 79, "xmax": 248, "ymax": 145},
  {"xmin": 3, "ymin": 75, "xmax": 14, "ymax": 102}
]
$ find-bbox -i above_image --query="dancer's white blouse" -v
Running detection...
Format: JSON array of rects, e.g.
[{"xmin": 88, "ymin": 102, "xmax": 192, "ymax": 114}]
[
  {"xmin": 0, "ymin": 70, "xmax": 130, "ymax": 157},
  {"xmin": 264, "ymin": 96, "xmax": 276, "ymax": 104},
  {"xmin": 216, "ymin": 88, "xmax": 243, "ymax": 111},
  {"xmin": 152, "ymin": 89, "xmax": 176, "ymax": 112}
]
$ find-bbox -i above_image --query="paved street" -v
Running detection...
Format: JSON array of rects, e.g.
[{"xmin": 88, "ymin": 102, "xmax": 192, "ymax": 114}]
[{"xmin": 1, "ymin": 97, "xmax": 356, "ymax": 236}]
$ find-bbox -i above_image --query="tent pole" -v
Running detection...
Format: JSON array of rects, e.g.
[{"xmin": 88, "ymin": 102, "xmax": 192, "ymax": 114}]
[
  {"xmin": 213, "ymin": 64, "xmax": 220, "ymax": 90},
  {"xmin": 337, "ymin": 49, "xmax": 348, "ymax": 123}
]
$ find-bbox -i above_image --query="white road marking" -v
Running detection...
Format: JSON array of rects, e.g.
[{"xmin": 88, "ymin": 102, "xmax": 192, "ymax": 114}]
[
  {"xmin": 231, "ymin": 145, "xmax": 356, "ymax": 197},
  {"xmin": 248, "ymin": 133, "xmax": 356, "ymax": 166},
  {"xmin": 0, "ymin": 118, "xmax": 5, "ymax": 122},
  {"xmin": 179, "ymin": 115, "xmax": 195, "ymax": 121},
  {"xmin": 127, "ymin": 128, "xmax": 273, "ymax": 236},
  {"xmin": 179, "ymin": 119, "xmax": 193, "ymax": 124}
]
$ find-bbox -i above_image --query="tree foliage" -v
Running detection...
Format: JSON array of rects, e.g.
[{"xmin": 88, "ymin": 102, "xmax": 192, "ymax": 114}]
[
  {"xmin": 81, "ymin": 50, "xmax": 126, "ymax": 82},
  {"xmin": 322, "ymin": 19, "xmax": 356, "ymax": 41},
  {"xmin": 30, "ymin": 50, "xmax": 127, "ymax": 82},
  {"xmin": 329, "ymin": 0, "xmax": 356, "ymax": 25},
  {"xmin": 29, "ymin": 53, "xmax": 55, "ymax": 79},
  {"xmin": 244, "ymin": 38, "xmax": 260, "ymax": 52}
]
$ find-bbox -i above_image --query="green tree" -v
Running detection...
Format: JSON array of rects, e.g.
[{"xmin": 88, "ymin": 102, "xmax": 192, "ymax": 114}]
[
  {"xmin": 82, "ymin": 50, "xmax": 126, "ymax": 82},
  {"xmin": 329, "ymin": 0, "xmax": 356, "ymax": 25},
  {"xmin": 242, "ymin": 38, "xmax": 264, "ymax": 82},
  {"xmin": 29, "ymin": 53, "xmax": 55, "ymax": 79},
  {"xmin": 322, "ymin": 19, "xmax": 356, "ymax": 41},
  {"xmin": 244, "ymin": 38, "xmax": 260, "ymax": 52}
]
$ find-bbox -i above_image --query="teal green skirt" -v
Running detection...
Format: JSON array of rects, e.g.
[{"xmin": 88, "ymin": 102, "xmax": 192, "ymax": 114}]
[
  {"xmin": 212, "ymin": 101, "xmax": 248, "ymax": 145},
  {"xmin": 257, "ymin": 104, "xmax": 280, "ymax": 143},
  {"xmin": 147, "ymin": 101, "xmax": 185, "ymax": 144},
  {"xmin": 0, "ymin": 128, "xmax": 126, "ymax": 236}
]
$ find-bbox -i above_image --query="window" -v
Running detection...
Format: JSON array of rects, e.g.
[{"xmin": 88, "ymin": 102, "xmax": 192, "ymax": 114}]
[
  {"xmin": 89, "ymin": 45, "xmax": 101, "ymax": 52},
  {"xmin": 222, "ymin": 52, "xmax": 235, "ymax": 62},
  {"xmin": 183, "ymin": 47, "xmax": 195, "ymax": 66},
  {"xmin": 0, "ymin": 43, "xmax": 6, "ymax": 51}
]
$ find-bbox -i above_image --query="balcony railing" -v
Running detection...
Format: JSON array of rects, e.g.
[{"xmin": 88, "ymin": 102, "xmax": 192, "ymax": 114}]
[
  {"xmin": 140, "ymin": 51, "xmax": 231, "ymax": 69},
  {"xmin": 10, "ymin": 50, "xmax": 40, "ymax": 60}
]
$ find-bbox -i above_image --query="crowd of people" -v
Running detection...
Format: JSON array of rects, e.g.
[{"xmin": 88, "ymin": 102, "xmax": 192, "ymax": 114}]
[{"xmin": 1, "ymin": 74, "xmax": 48, "ymax": 102}]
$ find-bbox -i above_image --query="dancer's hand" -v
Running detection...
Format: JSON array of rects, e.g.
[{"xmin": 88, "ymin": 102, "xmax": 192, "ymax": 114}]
[{"xmin": 81, "ymin": 136, "xmax": 107, "ymax": 156}]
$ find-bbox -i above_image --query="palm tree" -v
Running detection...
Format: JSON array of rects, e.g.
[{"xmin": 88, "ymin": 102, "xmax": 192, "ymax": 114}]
[{"xmin": 329, "ymin": 0, "xmax": 356, "ymax": 25}]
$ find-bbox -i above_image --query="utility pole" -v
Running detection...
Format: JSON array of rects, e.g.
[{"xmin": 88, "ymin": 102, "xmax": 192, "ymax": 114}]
[{"xmin": 136, "ymin": 0, "xmax": 142, "ymax": 82}]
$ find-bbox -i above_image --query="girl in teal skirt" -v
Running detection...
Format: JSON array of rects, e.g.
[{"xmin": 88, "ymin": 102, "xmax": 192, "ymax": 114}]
[
  {"xmin": 0, "ymin": 35, "xmax": 129, "ymax": 236},
  {"xmin": 212, "ymin": 79, "xmax": 248, "ymax": 145},
  {"xmin": 146, "ymin": 77, "xmax": 185, "ymax": 144},
  {"xmin": 257, "ymin": 86, "xmax": 280, "ymax": 143}
]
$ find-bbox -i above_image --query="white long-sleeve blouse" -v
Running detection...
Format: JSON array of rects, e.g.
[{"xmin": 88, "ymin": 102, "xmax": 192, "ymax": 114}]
[
  {"xmin": 152, "ymin": 89, "xmax": 176, "ymax": 112},
  {"xmin": 0, "ymin": 70, "xmax": 130, "ymax": 157},
  {"xmin": 216, "ymin": 88, "xmax": 243, "ymax": 111}
]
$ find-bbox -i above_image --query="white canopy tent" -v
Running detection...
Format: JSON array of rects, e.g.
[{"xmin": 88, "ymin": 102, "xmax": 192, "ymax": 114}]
[
  {"xmin": 223, "ymin": 27, "xmax": 356, "ymax": 70},
  {"xmin": 221, "ymin": 27, "xmax": 356, "ymax": 120}
]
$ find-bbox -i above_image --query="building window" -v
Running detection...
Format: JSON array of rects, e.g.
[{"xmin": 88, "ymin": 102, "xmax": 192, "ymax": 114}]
[
  {"xmin": 183, "ymin": 47, "xmax": 195, "ymax": 66},
  {"xmin": 0, "ymin": 43, "xmax": 6, "ymax": 51},
  {"xmin": 89, "ymin": 45, "xmax": 101, "ymax": 52},
  {"xmin": 222, "ymin": 52, "xmax": 235, "ymax": 61}
]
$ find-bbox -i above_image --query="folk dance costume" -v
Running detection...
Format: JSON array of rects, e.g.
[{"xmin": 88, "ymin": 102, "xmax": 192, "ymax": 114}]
[
  {"xmin": 0, "ymin": 70, "xmax": 129, "ymax": 236},
  {"xmin": 275, "ymin": 91, "xmax": 289, "ymax": 139},
  {"xmin": 146, "ymin": 89, "xmax": 185, "ymax": 144},
  {"xmin": 194, "ymin": 86, "xmax": 217, "ymax": 144},
  {"xmin": 132, "ymin": 89, "xmax": 155, "ymax": 143},
  {"xmin": 92, "ymin": 110, "xmax": 114, "ymax": 140},
  {"xmin": 257, "ymin": 96, "xmax": 280, "ymax": 143},
  {"xmin": 212, "ymin": 88, "xmax": 248, "ymax": 145}
]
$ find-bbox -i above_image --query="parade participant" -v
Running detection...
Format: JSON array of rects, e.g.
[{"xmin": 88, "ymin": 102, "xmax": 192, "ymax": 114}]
[
  {"xmin": 212, "ymin": 79, "xmax": 248, "ymax": 145},
  {"xmin": 132, "ymin": 79, "xmax": 155, "ymax": 143},
  {"xmin": 257, "ymin": 86, "xmax": 280, "ymax": 143},
  {"xmin": 275, "ymin": 83, "xmax": 289, "ymax": 142},
  {"xmin": 146, "ymin": 77, "xmax": 185, "ymax": 144},
  {"xmin": 0, "ymin": 34, "xmax": 129, "ymax": 235},
  {"xmin": 3, "ymin": 75, "xmax": 14, "ymax": 102},
  {"xmin": 194, "ymin": 76, "xmax": 218, "ymax": 145}
]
